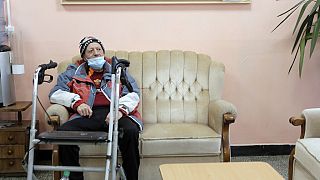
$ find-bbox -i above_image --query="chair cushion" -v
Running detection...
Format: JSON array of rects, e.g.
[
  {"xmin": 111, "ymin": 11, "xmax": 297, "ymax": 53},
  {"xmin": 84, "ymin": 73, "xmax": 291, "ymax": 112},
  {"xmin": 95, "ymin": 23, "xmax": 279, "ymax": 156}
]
[
  {"xmin": 140, "ymin": 123, "xmax": 221, "ymax": 156},
  {"xmin": 79, "ymin": 123, "xmax": 222, "ymax": 157},
  {"xmin": 79, "ymin": 144, "xmax": 107, "ymax": 156},
  {"xmin": 294, "ymin": 138, "xmax": 320, "ymax": 178}
]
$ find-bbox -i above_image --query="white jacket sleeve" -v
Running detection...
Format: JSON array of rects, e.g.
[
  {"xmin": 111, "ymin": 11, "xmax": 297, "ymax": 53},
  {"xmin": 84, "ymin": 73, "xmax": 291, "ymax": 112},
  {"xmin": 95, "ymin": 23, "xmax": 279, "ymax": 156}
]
[
  {"xmin": 119, "ymin": 92, "xmax": 140, "ymax": 114},
  {"xmin": 50, "ymin": 89, "xmax": 81, "ymax": 108}
]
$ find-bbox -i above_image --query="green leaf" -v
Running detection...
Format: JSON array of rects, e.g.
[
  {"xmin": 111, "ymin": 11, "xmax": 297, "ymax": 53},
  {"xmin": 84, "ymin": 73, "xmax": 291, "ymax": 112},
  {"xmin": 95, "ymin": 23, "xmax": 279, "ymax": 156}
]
[
  {"xmin": 310, "ymin": 16, "xmax": 320, "ymax": 57},
  {"xmin": 305, "ymin": 11, "xmax": 316, "ymax": 35},
  {"xmin": 272, "ymin": 6, "xmax": 300, "ymax": 32},
  {"xmin": 292, "ymin": 14, "xmax": 313, "ymax": 53},
  {"xmin": 293, "ymin": 0, "xmax": 313, "ymax": 34},
  {"xmin": 299, "ymin": 35, "xmax": 306, "ymax": 77},
  {"xmin": 309, "ymin": 0, "xmax": 320, "ymax": 15},
  {"xmin": 289, "ymin": 46, "xmax": 300, "ymax": 74},
  {"xmin": 278, "ymin": 0, "xmax": 306, "ymax": 17},
  {"xmin": 274, "ymin": 0, "xmax": 320, "ymax": 76}
]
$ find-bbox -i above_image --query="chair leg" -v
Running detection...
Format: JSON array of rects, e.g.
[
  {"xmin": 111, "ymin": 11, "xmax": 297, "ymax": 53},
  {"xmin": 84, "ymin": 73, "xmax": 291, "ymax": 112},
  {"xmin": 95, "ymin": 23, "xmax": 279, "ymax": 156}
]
[
  {"xmin": 52, "ymin": 145, "xmax": 61, "ymax": 180},
  {"xmin": 222, "ymin": 113, "xmax": 236, "ymax": 162},
  {"xmin": 288, "ymin": 148, "xmax": 295, "ymax": 180}
]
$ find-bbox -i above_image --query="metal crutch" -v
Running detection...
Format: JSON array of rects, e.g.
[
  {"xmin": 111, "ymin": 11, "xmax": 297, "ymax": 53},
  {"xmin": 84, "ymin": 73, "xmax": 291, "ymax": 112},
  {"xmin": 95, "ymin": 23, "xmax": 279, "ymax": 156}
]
[
  {"xmin": 105, "ymin": 56, "xmax": 132, "ymax": 180},
  {"xmin": 25, "ymin": 60, "xmax": 108, "ymax": 179},
  {"xmin": 26, "ymin": 60, "xmax": 57, "ymax": 180}
]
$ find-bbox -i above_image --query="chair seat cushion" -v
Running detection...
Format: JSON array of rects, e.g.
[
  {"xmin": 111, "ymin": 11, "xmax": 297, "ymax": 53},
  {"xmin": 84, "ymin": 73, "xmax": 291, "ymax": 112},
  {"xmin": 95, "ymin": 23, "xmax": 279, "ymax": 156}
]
[
  {"xmin": 294, "ymin": 138, "xmax": 320, "ymax": 178},
  {"xmin": 79, "ymin": 144, "xmax": 107, "ymax": 156},
  {"xmin": 140, "ymin": 123, "xmax": 221, "ymax": 156}
]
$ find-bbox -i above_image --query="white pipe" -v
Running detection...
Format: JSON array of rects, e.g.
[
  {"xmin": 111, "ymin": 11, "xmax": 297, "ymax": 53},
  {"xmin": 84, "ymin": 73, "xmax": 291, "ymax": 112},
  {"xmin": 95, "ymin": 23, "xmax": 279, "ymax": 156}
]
[{"xmin": 6, "ymin": 0, "xmax": 11, "ymax": 27}]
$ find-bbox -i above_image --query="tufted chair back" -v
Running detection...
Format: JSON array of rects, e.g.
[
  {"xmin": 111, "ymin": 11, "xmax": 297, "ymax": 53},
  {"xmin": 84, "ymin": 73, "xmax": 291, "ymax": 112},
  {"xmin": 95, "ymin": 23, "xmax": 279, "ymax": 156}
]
[
  {"xmin": 58, "ymin": 51, "xmax": 224, "ymax": 125},
  {"xmin": 105, "ymin": 50, "xmax": 224, "ymax": 125}
]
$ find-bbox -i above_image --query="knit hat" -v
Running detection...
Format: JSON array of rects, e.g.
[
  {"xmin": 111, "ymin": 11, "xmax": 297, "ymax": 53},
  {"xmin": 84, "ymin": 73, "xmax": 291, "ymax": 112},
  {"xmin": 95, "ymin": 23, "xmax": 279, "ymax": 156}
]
[{"xmin": 79, "ymin": 36, "xmax": 105, "ymax": 57}]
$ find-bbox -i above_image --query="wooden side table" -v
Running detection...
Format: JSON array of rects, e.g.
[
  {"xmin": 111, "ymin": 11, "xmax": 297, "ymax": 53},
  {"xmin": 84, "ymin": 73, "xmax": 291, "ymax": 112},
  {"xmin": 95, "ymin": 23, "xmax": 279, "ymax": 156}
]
[
  {"xmin": 0, "ymin": 101, "xmax": 32, "ymax": 176},
  {"xmin": 0, "ymin": 101, "xmax": 32, "ymax": 125}
]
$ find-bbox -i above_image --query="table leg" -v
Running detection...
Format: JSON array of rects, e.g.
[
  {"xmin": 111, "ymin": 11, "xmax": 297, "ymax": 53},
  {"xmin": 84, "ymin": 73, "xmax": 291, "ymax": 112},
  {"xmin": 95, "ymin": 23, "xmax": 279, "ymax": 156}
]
[{"xmin": 18, "ymin": 111, "xmax": 22, "ymax": 125}]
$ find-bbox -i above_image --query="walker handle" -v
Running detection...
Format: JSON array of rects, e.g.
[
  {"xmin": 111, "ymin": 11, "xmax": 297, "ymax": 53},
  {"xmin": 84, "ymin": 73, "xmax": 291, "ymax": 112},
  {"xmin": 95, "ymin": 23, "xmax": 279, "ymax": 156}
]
[
  {"xmin": 38, "ymin": 60, "xmax": 57, "ymax": 71},
  {"xmin": 37, "ymin": 60, "xmax": 57, "ymax": 85}
]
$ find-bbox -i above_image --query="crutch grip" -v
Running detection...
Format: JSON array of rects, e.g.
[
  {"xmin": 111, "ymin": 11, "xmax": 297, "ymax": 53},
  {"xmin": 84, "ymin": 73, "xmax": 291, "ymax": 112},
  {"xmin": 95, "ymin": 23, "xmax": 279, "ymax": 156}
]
[
  {"xmin": 38, "ymin": 60, "xmax": 58, "ymax": 71},
  {"xmin": 37, "ymin": 60, "xmax": 58, "ymax": 85}
]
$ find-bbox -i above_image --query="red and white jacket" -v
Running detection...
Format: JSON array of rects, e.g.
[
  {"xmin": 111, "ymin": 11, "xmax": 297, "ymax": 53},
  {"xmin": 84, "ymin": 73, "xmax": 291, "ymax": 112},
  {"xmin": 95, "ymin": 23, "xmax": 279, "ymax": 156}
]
[{"xmin": 49, "ymin": 58, "xmax": 143, "ymax": 131}]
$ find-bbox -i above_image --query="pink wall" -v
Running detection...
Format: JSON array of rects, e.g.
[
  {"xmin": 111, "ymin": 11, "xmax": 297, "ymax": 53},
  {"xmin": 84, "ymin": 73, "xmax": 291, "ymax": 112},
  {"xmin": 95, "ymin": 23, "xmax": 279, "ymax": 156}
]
[{"xmin": 3, "ymin": 0, "xmax": 319, "ymax": 146}]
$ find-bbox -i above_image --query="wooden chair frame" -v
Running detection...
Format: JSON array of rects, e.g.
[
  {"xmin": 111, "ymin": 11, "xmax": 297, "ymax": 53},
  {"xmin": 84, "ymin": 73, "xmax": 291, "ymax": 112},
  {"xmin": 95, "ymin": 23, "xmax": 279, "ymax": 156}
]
[{"xmin": 288, "ymin": 116, "xmax": 306, "ymax": 180}]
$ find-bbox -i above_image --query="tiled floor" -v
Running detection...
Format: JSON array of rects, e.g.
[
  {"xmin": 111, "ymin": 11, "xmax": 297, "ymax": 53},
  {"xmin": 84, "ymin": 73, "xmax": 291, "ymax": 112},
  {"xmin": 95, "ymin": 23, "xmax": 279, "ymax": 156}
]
[
  {"xmin": 0, "ymin": 155, "xmax": 289, "ymax": 180},
  {"xmin": 232, "ymin": 155, "xmax": 289, "ymax": 179}
]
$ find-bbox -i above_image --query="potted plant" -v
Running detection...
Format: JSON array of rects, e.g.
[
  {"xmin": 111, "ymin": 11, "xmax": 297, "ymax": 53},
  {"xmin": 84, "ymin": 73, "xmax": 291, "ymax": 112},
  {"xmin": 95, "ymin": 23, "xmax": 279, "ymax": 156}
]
[{"xmin": 273, "ymin": 0, "xmax": 320, "ymax": 77}]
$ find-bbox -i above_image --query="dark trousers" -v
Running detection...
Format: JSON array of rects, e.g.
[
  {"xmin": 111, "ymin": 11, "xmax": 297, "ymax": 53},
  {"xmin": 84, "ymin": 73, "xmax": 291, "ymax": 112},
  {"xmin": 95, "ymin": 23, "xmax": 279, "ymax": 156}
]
[{"xmin": 57, "ymin": 106, "xmax": 140, "ymax": 180}]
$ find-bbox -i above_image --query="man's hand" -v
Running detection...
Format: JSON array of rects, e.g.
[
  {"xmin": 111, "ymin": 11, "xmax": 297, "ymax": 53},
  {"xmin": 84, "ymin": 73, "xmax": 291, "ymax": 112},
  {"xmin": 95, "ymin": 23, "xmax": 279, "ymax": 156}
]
[
  {"xmin": 76, "ymin": 103, "xmax": 93, "ymax": 117},
  {"xmin": 105, "ymin": 111, "xmax": 123, "ymax": 124}
]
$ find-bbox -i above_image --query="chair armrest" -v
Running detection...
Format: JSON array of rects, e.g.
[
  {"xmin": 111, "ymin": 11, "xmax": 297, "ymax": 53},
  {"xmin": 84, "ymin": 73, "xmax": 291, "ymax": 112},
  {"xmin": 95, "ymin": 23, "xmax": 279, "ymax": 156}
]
[
  {"xmin": 289, "ymin": 116, "xmax": 305, "ymax": 126},
  {"xmin": 208, "ymin": 99, "xmax": 237, "ymax": 134},
  {"xmin": 45, "ymin": 104, "xmax": 69, "ymax": 127},
  {"xmin": 224, "ymin": 113, "xmax": 236, "ymax": 124},
  {"xmin": 209, "ymin": 99, "xmax": 237, "ymax": 162},
  {"xmin": 222, "ymin": 112, "xmax": 236, "ymax": 162},
  {"xmin": 290, "ymin": 108, "xmax": 320, "ymax": 139},
  {"xmin": 289, "ymin": 116, "xmax": 305, "ymax": 139},
  {"xmin": 302, "ymin": 108, "xmax": 320, "ymax": 138}
]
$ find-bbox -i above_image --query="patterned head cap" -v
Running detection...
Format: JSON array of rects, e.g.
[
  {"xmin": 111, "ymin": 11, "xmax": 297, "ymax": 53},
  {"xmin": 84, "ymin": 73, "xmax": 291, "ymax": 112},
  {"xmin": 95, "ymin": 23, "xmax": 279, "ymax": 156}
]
[{"xmin": 79, "ymin": 36, "xmax": 105, "ymax": 57}]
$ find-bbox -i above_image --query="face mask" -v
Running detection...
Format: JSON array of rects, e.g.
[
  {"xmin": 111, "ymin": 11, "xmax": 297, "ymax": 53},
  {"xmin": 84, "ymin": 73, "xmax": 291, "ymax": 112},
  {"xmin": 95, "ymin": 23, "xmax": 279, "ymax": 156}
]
[{"xmin": 87, "ymin": 56, "xmax": 105, "ymax": 70}]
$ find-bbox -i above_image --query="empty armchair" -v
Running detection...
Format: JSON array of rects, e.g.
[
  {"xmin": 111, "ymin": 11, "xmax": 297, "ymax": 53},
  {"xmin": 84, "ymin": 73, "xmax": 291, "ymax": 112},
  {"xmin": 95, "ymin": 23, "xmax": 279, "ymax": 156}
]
[{"xmin": 289, "ymin": 108, "xmax": 320, "ymax": 180}]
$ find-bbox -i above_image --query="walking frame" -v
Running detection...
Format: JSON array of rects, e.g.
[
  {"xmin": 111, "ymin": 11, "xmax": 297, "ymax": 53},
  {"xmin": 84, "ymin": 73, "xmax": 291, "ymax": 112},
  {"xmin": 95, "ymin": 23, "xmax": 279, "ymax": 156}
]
[{"xmin": 24, "ymin": 57, "xmax": 131, "ymax": 180}]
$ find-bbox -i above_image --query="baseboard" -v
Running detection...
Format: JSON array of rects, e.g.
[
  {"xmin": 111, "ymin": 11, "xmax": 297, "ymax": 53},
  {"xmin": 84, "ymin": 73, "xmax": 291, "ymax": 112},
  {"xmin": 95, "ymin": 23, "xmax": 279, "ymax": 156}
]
[
  {"xmin": 231, "ymin": 144, "xmax": 294, "ymax": 157},
  {"xmin": 36, "ymin": 145, "xmax": 295, "ymax": 161}
]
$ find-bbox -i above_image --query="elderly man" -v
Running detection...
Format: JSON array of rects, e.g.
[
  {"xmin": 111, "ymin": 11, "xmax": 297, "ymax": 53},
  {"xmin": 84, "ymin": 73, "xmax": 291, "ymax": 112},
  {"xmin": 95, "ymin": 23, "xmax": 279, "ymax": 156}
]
[{"xmin": 49, "ymin": 36, "xmax": 142, "ymax": 180}]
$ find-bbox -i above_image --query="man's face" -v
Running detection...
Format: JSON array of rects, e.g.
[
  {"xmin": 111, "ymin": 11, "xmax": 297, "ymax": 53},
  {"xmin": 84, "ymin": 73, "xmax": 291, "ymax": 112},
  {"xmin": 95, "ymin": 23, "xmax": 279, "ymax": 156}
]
[{"xmin": 83, "ymin": 42, "xmax": 104, "ymax": 59}]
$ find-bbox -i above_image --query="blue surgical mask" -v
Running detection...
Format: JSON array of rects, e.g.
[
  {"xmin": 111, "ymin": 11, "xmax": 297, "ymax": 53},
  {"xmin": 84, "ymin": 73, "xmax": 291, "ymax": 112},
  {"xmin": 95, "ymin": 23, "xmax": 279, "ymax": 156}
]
[{"xmin": 87, "ymin": 56, "xmax": 105, "ymax": 70}]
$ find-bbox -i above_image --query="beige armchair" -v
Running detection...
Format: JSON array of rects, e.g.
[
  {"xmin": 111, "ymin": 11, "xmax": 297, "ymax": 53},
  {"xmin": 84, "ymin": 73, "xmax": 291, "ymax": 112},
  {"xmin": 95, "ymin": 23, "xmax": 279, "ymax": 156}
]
[
  {"xmin": 45, "ymin": 50, "xmax": 237, "ymax": 180},
  {"xmin": 288, "ymin": 108, "xmax": 320, "ymax": 180}
]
